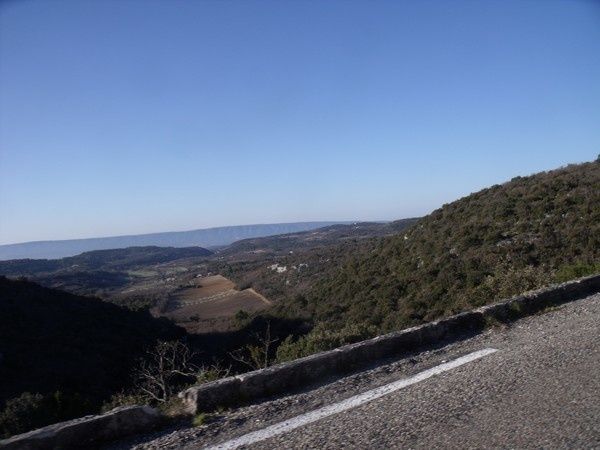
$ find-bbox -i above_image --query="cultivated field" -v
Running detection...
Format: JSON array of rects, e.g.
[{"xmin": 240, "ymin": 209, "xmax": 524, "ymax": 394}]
[{"xmin": 158, "ymin": 275, "xmax": 272, "ymax": 332}]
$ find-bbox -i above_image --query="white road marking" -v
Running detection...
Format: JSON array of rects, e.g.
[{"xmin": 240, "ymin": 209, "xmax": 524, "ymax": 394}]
[{"xmin": 205, "ymin": 348, "xmax": 498, "ymax": 450}]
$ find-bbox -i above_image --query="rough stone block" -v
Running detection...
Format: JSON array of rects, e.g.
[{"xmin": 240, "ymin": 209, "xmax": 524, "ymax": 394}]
[{"xmin": 0, "ymin": 406, "xmax": 161, "ymax": 450}]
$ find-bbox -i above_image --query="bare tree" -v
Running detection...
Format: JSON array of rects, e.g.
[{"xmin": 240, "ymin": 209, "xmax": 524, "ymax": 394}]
[
  {"xmin": 229, "ymin": 322, "xmax": 279, "ymax": 370},
  {"xmin": 135, "ymin": 340, "xmax": 199, "ymax": 403}
]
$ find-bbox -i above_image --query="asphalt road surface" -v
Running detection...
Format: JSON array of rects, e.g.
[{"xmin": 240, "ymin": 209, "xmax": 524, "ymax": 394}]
[{"xmin": 116, "ymin": 292, "xmax": 600, "ymax": 449}]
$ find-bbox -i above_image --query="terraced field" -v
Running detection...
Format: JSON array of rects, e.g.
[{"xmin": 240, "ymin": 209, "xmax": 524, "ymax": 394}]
[{"xmin": 158, "ymin": 275, "xmax": 272, "ymax": 332}]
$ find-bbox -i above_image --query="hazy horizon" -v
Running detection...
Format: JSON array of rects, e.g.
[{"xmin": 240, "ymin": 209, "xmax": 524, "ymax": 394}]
[
  {"xmin": 0, "ymin": 220, "xmax": 359, "ymax": 246},
  {"xmin": 1, "ymin": 0, "xmax": 599, "ymax": 245}
]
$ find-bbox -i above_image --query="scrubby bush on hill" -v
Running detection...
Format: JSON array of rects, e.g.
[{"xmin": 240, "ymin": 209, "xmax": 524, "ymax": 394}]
[{"xmin": 276, "ymin": 161, "xmax": 600, "ymax": 358}]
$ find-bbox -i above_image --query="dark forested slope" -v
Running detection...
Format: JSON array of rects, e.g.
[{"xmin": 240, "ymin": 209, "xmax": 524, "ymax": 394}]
[{"xmin": 0, "ymin": 277, "xmax": 182, "ymax": 435}]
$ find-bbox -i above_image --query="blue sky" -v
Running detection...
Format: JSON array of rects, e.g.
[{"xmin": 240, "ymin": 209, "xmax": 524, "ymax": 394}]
[{"xmin": 1, "ymin": 0, "xmax": 599, "ymax": 245}]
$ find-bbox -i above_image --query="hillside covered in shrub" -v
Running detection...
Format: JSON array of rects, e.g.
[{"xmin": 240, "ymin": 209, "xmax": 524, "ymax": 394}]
[{"xmin": 276, "ymin": 161, "xmax": 600, "ymax": 359}]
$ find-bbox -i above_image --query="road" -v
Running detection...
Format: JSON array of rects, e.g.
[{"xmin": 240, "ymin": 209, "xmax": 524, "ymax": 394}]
[{"xmin": 116, "ymin": 292, "xmax": 600, "ymax": 449}]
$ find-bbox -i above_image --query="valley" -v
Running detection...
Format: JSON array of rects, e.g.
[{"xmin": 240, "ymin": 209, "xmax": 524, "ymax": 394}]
[{"xmin": 0, "ymin": 219, "xmax": 419, "ymax": 331}]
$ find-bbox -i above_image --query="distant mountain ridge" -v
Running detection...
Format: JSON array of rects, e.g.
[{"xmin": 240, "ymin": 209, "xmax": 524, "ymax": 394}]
[
  {"xmin": 0, "ymin": 246, "xmax": 213, "ymax": 276},
  {"xmin": 0, "ymin": 222, "xmax": 350, "ymax": 260}
]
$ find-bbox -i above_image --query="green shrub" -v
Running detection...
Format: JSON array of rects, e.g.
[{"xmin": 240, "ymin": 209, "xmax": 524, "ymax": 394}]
[
  {"xmin": 196, "ymin": 365, "xmax": 231, "ymax": 384},
  {"xmin": 192, "ymin": 413, "xmax": 209, "ymax": 427},
  {"xmin": 276, "ymin": 323, "xmax": 378, "ymax": 362},
  {"xmin": 101, "ymin": 392, "xmax": 148, "ymax": 413},
  {"xmin": 554, "ymin": 262, "xmax": 600, "ymax": 283},
  {"xmin": 0, "ymin": 391, "xmax": 91, "ymax": 439},
  {"xmin": 234, "ymin": 310, "xmax": 250, "ymax": 327},
  {"xmin": 0, "ymin": 392, "xmax": 46, "ymax": 438}
]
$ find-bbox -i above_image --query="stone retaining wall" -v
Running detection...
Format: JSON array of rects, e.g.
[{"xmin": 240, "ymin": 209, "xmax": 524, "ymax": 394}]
[{"xmin": 0, "ymin": 406, "xmax": 161, "ymax": 450}]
